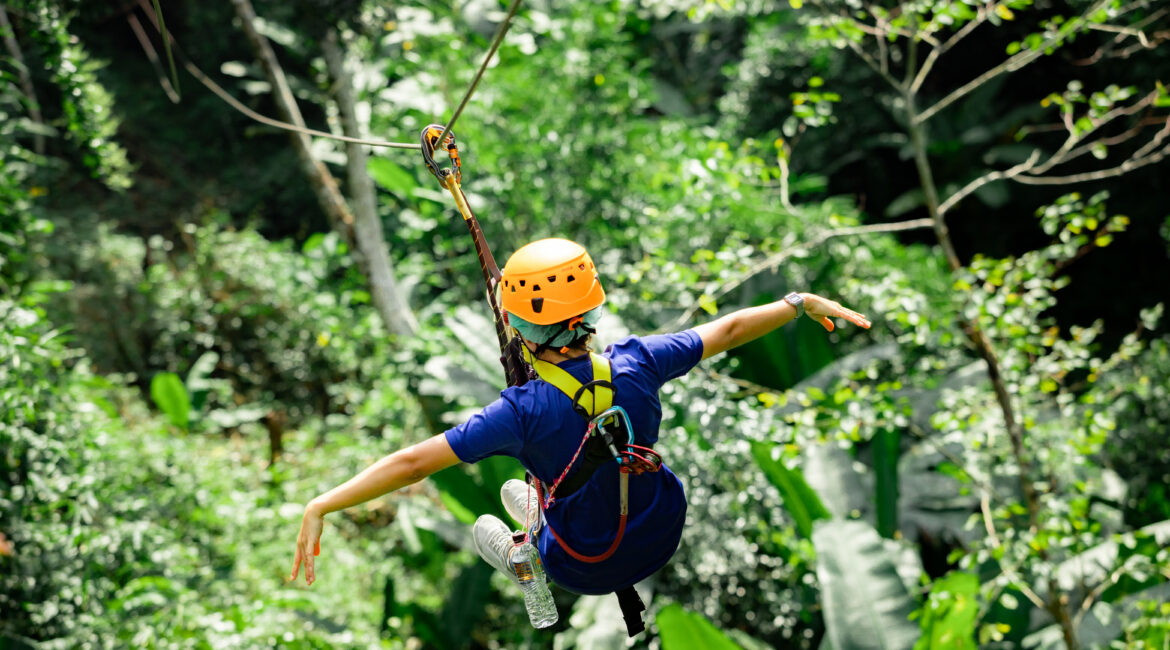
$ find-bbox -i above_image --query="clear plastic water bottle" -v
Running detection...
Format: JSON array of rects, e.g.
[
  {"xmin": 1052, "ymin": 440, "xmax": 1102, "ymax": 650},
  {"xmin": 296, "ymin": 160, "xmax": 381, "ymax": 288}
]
[{"xmin": 509, "ymin": 532, "xmax": 557, "ymax": 628}]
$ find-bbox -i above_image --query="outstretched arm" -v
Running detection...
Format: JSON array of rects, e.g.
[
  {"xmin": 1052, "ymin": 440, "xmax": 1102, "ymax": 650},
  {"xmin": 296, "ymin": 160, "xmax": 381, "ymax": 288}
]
[
  {"xmin": 290, "ymin": 433, "xmax": 460, "ymax": 585},
  {"xmin": 693, "ymin": 293, "xmax": 871, "ymax": 360}
]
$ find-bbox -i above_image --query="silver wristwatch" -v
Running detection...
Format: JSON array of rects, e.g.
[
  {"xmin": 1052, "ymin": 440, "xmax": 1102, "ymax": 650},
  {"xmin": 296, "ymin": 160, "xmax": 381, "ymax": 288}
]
[{"xmin": 783, "ymin": 292, "xmax": 805, "ymax": 318}]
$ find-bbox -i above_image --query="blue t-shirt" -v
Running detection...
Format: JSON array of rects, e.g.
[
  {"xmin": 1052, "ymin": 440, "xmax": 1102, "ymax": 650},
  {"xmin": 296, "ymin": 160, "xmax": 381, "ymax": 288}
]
[{"xmin": 444, "ymin": 330, "xmax": 704, "ymax": 595}]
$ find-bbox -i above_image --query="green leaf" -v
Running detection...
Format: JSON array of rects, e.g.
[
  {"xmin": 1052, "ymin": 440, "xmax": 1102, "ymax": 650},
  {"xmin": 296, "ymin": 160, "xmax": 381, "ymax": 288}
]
[
  {"xmin": 914, "ymin": 571, "xmax": 979, "ymax": 650},
  {"xmin": 657, "ymin": 603, "xmax": 743, "ymax": 650},
  {"xmin": 149, "ymin": 372, "xmax": 189, "ymax": 430},
  {"xmin": 185, "ymin": 351, "xmax": 220, "ymax": 412},
  {"xmin": 751, "ymin": 442, "xmax": 832, "ymax": 538},
  {"xmin": 814, "ymin": 520, "xmax": 921, "ymax": 650},
  {"xmin": 873, "ymin": 428, "xmax": 900, "ymax": 539},
  {"xmin": 699, "ymin": 293, "xmax": 718, "ymax": 315},
  {"xmin": 885, "ymin": 188, "xmax": 926, "ymax": 218},
  {"xmin": 430, "ymin": 462, "xmax": 513, "ymax": 525},
  {"xmin": 368, "ymin": 157, "xmax": 419, "ymax": 198}
]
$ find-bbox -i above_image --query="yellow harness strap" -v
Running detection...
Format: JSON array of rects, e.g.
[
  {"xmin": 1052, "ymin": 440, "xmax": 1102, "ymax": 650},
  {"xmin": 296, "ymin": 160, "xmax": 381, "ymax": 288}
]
[{"xmin": 522, "ymin": 347, "xmax": 612, "ymax": 416}]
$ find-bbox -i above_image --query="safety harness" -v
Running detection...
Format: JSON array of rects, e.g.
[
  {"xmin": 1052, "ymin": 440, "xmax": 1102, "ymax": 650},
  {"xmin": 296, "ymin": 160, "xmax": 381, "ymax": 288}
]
[{"xmin": 521, "ymin": 348, "xmax": 662, "ymax": 635}]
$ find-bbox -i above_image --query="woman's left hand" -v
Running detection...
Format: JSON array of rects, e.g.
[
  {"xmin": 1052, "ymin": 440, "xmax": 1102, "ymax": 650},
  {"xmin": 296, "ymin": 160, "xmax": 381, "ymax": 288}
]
[{"xmin": 289, "ymin": 503, "xmax": 324, "ymax": 585}]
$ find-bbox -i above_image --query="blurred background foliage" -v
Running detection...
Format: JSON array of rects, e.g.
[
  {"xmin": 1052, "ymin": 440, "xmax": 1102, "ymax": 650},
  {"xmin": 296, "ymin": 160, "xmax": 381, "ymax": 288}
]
[{"xmin": 2, "ymin": 0, "xmax": 1169, "ymax": 647}]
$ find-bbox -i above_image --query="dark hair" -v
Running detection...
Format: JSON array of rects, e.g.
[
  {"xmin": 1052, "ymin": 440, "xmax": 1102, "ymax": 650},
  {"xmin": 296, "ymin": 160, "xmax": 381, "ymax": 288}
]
[{"xmin": 563, "ymin": 333, "xmax": 593, "ymax": 352}]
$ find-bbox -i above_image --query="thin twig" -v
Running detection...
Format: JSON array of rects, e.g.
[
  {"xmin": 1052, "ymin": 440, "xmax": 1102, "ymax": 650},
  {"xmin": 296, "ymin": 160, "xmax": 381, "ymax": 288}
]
[
  {"xmin": 1016, "ymin": 140, "xmax": 1170, "ymax": 184},
  {"xmin": 937, "ymin": 151, "xmax": 1042, "ymax": 216},
  {"xmin": 126, "ymin": 13, "xmax": 180, "ymax": 103},
  {"xmin": 911, "ymin": 1, "xmax": 994, "ymax": 94},
  {"xmin": 1028, "ymin": 90, "xmax": 1160, "ymax": 176},
  {"xmin": 1073, "ymin": 559, "xmax": 1133, "ymax": 627},
  {"xmin": 845, "ymin": 38, "xmax": 905, "ymax": 91},
  {"xmin": 980, "ymin": 493, "xmax": 1048, "ymax": 609}
]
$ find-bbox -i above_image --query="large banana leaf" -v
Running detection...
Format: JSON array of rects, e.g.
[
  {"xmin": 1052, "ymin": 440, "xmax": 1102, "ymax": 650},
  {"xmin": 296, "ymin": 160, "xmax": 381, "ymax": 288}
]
[
  {"xmin": 813, "ymin": 520, "xmax": 921, "ymax": 650},
  {"xmin": 800, "ymin": 441, "xmax": 869, "ymax": 521},
  {"xmin": 751, "ymin": 441, "xmax": 832, "ymax": 538},
  {"xmin": 657, "ymin": 603, "xmax": 743, "ymax": 650}
]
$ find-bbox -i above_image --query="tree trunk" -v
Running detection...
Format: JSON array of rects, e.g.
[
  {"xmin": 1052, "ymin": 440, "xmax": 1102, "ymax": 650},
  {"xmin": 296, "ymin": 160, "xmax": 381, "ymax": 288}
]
[
  {"xmin": 0, "ymin": 6, "xmax": 45, "ymax": 154},
  {"xmin": 321, "ymin": 29, "xmax": 418, "ymax": 337},
  {"xmin": 228, "ymin": 0, "xmax": 417, "ymax": 337},
  {"xmin": 904, "ymin": 93, "xmax": 1078, "ymax": 649}
]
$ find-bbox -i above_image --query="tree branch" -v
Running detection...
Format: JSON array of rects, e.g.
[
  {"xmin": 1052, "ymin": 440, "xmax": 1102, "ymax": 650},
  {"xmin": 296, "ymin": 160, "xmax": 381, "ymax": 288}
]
[
  {"xmin": 1028, "ymin": 89, "xmax": 1161, "ymax": 176},
  {"xmin": 1016, "ymin": 136, "xmax": 1170, "ymax": 184},
  {"xmin": 1073, "ymin": 559, "xmax": 1134, "ymax": 628},
  {"xmin": 663, "ymin": 218, "xmax": 933, "ymax": 332},
  {"xmin": 844, "ymin": 38, "xmax": 905, "ymax": 92},
  {"xmin": 911, "ymin": 1, "xmax": 994, "ymax": 94},
  {"xmin": 979, "ymin": 492, "xmax": 1048, "ymax": 610},
  {"xmin": 916, "ymin": 0, "xmax": 1112, "ymax": 125},
  {"xmin": 937, "ymin": 150, "xmax": 1042, "ymax": 216}
]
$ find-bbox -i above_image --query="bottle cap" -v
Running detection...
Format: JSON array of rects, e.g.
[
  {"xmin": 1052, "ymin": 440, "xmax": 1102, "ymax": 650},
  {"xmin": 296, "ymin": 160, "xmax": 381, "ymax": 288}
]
[{"xmin": 512, "ymin": 532, "xmax": 527, "ymax": 544}]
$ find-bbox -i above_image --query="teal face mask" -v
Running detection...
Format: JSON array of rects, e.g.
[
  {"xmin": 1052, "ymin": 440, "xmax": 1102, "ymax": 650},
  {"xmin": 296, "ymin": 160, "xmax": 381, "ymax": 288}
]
[{"xmin": 508, "ymin": 305, "xmax": 604, "ymax": 348}]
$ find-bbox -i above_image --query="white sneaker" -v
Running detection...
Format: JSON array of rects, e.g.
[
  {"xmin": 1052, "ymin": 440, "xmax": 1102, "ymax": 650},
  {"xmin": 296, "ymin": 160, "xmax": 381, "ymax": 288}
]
[
  {"xmin": 473, "ymin": 514, "xmax": 519, "ymax": 586},
  {"xmin": 501, "ymin": 479, "xmax": 540, "ymax": 526}
]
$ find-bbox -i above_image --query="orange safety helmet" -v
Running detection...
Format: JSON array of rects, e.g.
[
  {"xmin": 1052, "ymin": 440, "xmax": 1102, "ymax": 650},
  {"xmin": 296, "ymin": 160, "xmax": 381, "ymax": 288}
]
[{"xmin": 501, "ymin": 238, "xmax": 605, "ymax": 325}]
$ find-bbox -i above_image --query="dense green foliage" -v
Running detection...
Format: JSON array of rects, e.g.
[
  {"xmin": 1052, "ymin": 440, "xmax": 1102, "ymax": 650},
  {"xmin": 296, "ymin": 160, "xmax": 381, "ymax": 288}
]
[{"xmin": 3, "ymin": 0, "xmax": 1169, "ymax": 648}]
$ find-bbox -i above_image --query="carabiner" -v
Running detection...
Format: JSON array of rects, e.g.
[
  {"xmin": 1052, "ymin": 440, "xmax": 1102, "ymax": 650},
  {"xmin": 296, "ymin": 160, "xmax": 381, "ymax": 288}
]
[{"xmin": 420, "ymin": 124, "xmax": 461, "ymax": 186}]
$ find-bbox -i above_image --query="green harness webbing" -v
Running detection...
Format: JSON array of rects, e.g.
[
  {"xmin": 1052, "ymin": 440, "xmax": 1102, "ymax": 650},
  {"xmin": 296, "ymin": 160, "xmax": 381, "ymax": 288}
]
[{"xmin": 524, "ymin": 350, "xmax": 613, "ymax": 418}]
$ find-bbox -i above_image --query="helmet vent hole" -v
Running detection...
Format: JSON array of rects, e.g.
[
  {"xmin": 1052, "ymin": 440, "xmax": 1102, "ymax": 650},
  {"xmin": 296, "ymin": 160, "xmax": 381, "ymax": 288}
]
[
  {"xmin": 566, "ymin": 274, "xmax": 576, "ymax": 283},
  {"xmin": 519, "ymin": 280, "xmax": 526, "ymax": 287},
  {"xmin": 531, "ymin": 298, "xmax": 544, "ymax": 314},
  {"xmin": 578, "ymin": 263, "xmax": 586, "ymax": 270},
  {"xmin": 510, "ymin": 286, "xmax": 516, "ymax": 292},
  {"xmin": 532, "ymin": 284, "xmax": 541, "ymax": 292},
  {"xmin": 547, "ymin": 275, "xmax": 556, "ymax": 282},
  {"xmin": 503, "ymin": 280, "xmax": 509, "ymax": 287}
]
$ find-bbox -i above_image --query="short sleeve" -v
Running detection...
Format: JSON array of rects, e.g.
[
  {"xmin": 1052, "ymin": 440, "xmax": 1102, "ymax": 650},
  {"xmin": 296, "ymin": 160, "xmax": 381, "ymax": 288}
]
[
  {"xmin": 443, "ymin": 394, "xmax": 525, "ymax": 464},
  {"xmin": 639, "ymin": 329, "xmax": 704, "ymax": 386}
]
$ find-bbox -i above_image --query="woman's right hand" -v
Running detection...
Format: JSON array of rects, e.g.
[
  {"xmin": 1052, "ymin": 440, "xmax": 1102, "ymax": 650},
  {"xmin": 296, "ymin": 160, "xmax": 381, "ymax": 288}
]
[{"xmin": 802, "ymin": 294, "xmax": 872, "ymax": 332}]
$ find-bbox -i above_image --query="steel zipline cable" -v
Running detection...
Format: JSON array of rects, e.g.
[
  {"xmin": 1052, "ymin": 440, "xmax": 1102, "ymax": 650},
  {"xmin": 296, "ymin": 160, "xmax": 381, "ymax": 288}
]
[
  {"xmin": 434, "ymin": 0, "xmax": 524, "ymax": 147},
  {"xmin": 137, "ymin": 0, "xmax": 524, "ymax": 151}
]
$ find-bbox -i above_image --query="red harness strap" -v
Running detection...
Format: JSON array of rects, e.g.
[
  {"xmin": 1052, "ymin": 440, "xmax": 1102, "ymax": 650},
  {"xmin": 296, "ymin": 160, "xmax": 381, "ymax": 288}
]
[{"xmin": 536, "ymin": 471, "xmax": 630, "ymax": 563}]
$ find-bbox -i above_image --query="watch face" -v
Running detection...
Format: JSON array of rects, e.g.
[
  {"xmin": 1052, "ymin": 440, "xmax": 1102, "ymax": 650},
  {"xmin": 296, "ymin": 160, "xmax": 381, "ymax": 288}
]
[{"xmin": 786, "ymin": 293, "xmax": 803, "ymax": 305}]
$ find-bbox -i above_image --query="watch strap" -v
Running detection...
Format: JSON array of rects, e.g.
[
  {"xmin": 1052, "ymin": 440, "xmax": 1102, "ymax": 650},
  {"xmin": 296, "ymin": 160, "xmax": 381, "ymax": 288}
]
[{"xmin": 784, "ymin": 292, "xmax": 805, "ymax": 318}]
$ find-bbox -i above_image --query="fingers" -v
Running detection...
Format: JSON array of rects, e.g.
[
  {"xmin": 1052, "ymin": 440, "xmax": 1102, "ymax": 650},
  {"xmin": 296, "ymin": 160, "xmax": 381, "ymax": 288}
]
[
  {"xmin": 840, "ymin": 309, "xmax": 871, "ymax": 329},
  {"xmin": 306, "ymin": 553, "xmax": 315, "ymax": 585},
  {"xmin": 290, "ymin": 548, "xmax": 302, "ymax": 582},
  {"xmin": 815, "ymin": 306, "xmax": 871, "ymax": 331}
]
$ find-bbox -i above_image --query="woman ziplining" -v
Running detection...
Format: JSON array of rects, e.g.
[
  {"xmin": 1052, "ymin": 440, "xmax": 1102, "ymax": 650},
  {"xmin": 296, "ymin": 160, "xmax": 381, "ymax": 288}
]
[
  {"xmin": 289, "ymin": 242, "xmax": 872, "ymax": 629},
  {"xmin": 289, "ymin": 129, "xmax": 873, "ymax": 631}
]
